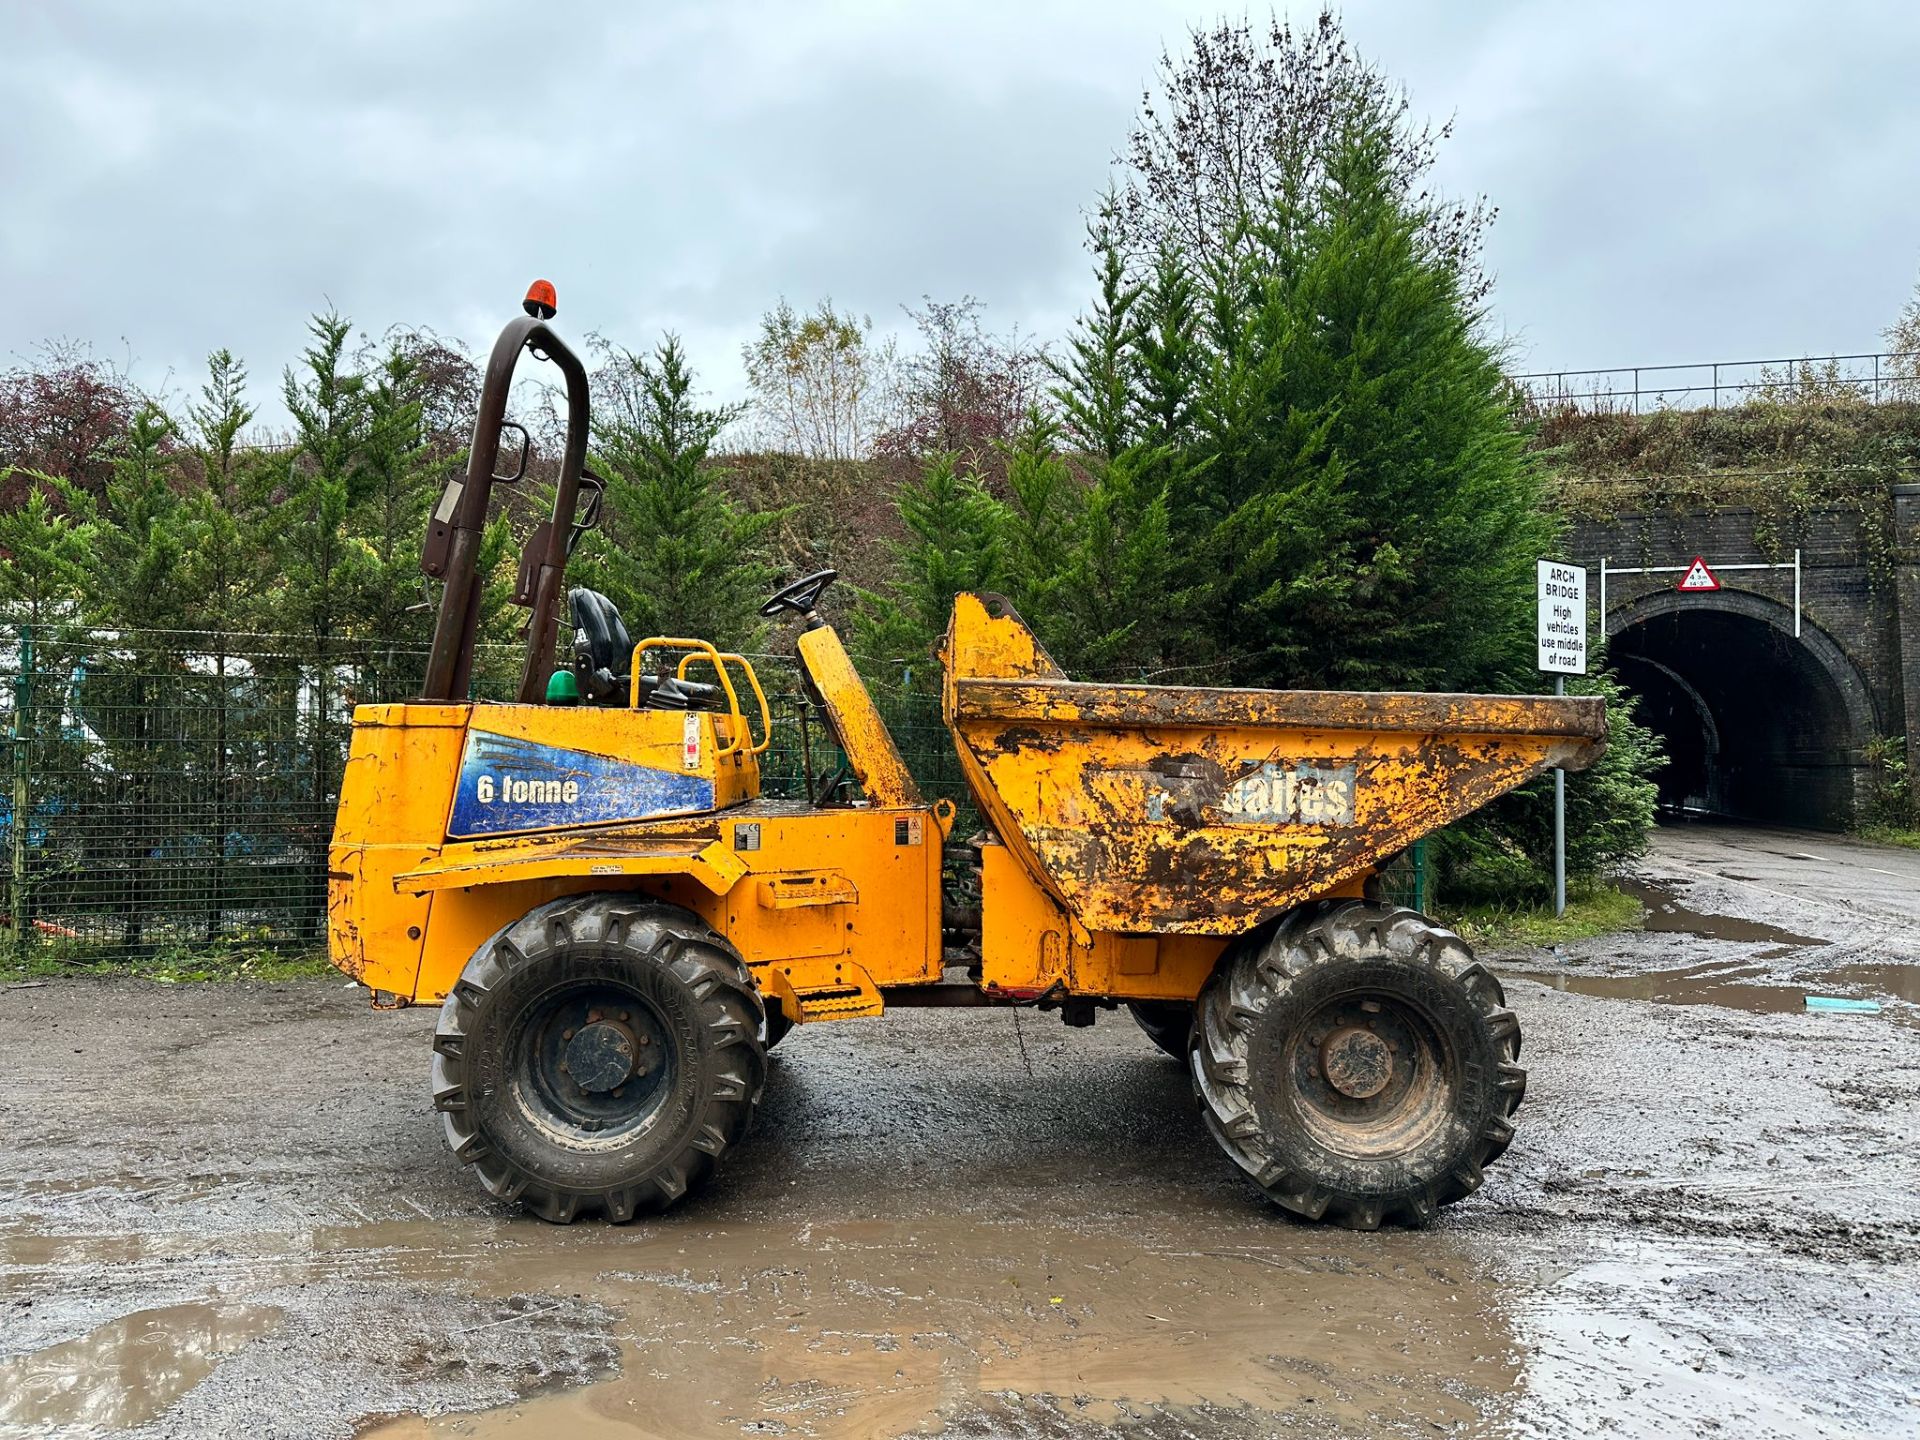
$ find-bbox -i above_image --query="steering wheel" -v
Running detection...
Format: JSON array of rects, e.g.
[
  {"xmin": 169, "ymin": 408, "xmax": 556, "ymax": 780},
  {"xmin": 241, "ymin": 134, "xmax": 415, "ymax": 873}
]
[{"xmin": 760, "ymin": 568, "xmax": 839, "ymax": 618}]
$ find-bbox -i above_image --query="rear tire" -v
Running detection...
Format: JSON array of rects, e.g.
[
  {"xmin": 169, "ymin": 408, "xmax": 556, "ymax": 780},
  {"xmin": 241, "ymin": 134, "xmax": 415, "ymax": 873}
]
[
  {"xmin": 1127, "ymin": 1000, "xmax": 1194, "ymax": 1059},
  {"xmin": 431, "ymin": 894, "xmax": 766, "ymax": 1223},
  {"xmin": 1192, "ymin": 900, "xmax": 1525, "ymax": 1230}
]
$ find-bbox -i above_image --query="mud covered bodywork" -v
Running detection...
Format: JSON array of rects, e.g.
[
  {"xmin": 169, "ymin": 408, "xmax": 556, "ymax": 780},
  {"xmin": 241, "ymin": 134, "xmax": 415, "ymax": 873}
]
[{"xmin": 942, "ymin": 593, "xmax": 1608, "ymax": 937}]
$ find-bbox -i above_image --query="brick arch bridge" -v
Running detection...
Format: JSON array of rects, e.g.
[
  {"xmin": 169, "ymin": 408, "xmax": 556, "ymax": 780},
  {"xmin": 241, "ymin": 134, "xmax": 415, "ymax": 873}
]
[{"xmin": 1567, "ymin": 482, "xmax": 1920, "ymax": 829}]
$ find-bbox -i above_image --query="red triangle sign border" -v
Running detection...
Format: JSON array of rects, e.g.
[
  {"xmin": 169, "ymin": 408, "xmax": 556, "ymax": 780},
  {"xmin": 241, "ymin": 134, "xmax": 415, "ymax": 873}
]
[{"xmin": 1676, "ymin": 555, "xmax": 1720, "ymax": 592}]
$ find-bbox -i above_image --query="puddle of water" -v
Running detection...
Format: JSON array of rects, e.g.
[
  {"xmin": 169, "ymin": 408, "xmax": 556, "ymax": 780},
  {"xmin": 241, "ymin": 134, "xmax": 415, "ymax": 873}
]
[
  {"xmin": 1522, "ymin": 960, "xmax": 1920, "ymax": 1014},
  {"xmin": 0, "ymin": 1301, "xmax": 283, "ymax": 1433},
  {"xmin": 353, "ymin": 1218, "xmax": 1525, "ymax": 1438},
  {"xmin": 1, "ymin": 1214, "xmax": 1902, "ymax": 1438},
  {"xmin": 1617, "ymin": 877, "xmax": 1828, "ymax": 949},
  {"xmin": 1515, "ymin": 878, "xmax": 1917, "ymax": 1020}
]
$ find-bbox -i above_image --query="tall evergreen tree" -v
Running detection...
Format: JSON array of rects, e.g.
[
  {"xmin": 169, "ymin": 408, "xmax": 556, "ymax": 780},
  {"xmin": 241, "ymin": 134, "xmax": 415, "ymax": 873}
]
[
  {"xmin": 88, "ymin": 402, "xmax": 190, "ymax": 638},
  {"xmin": 179, "ymin": 350, "xmax": 266, "ymax": 638},
  {"xmin": 997, "ymin": 409, "xmax": 1081, "ymax": 642},
  {"xmin": 0, "ymin": 476, "xmax": 91, "ymax": 629},
  {"xmin": 578, "ymin": 337, "xmax": 777, "ymax": 650},
  {"xmin": 278, "ymin": 312, "xmax": 370, "ymax": 656},
  {"xmin": 178, "ymin": 352, "xmax": 263, "ymax": 940},
  {"xmin": 351, "ymin": 340, "xmax": 441, "ymax": 676},
  {"xmin": 277, "ymin": 312, "xmax": 370, "ymax": 857},
  {"xmin": 1049, "ymin": 203, "xmax": 1143, "ymax": 462},
  {"xmin": 854, "ymin": 450, "xmax": 1004, "ymax": 662},
  {"xmin": 1134, "ymin": 244, "xmax": 1204, "ymax": 452},
  {"xmin": 1183, "ymin": 113, "xmax": 1552, "ymax": 693},
  {"xmin": 850, "ymin": 448, "xmax": 1006, "ymax": 791}
]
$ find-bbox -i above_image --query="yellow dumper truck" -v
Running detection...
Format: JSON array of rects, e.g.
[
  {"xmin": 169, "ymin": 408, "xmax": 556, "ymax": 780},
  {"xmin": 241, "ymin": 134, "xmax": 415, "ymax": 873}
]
[{"xmin": 328, "ymin": 285, "xmax": 1607, "ymax": 1230}]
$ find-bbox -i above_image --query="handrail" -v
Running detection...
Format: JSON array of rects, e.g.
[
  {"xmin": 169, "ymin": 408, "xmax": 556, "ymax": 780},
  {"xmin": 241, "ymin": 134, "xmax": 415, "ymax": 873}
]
[
  {"xmin": 678, "ymin": 651, "xmax": 773, "ymax": 755},
  {"xmin": 629, "ymin": 637, "xmax": 749, "ymax": 758}
]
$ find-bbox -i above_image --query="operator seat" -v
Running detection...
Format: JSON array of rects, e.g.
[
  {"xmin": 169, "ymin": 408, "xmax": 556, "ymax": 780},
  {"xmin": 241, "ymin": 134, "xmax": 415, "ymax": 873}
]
[
  {"xmin": 569, "ymin": 587, "xmax": 630, "ymax": 701},
  {"xmin": 567, "ymin": 586, "xmax": 725, "ymax": 711}
]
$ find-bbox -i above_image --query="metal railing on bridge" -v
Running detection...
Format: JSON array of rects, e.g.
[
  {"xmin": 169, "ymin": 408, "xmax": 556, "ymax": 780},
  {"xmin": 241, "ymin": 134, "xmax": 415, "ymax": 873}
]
[{"xmin": 1514, "ymin": 351, "xmax": 1920, "ymax": 414}]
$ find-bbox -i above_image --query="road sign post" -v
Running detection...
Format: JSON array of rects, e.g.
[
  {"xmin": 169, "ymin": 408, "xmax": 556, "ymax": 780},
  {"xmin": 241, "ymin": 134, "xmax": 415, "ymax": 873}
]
[{"xmin": 1537, "ymin": 561, "xmax": 1588, "ymax": 919}]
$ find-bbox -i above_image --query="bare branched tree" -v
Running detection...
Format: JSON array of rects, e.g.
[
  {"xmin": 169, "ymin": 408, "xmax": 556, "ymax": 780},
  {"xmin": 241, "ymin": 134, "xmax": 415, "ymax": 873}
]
[
  {"xmin": 874, "ymin": 298, "xmax": 1049, "ymax": 475},
  {"xmin": 743, "ymin": 299, "xmax": 891, "ymax": 460},
  {"xmin": 1887, "ymin": 272, "xmax": 1920, "ymax": 402},
  {"xmin": 0, "ymin": 342, "xmax": 144, "ymax": 501},
  {"xmin": 1117, "ymin": 9, "xmax": 1492, "ymax": 297}
]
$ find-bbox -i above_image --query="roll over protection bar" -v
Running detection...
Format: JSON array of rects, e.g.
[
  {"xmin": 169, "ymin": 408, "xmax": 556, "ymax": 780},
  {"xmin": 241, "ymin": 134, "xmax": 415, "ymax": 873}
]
[{"xmin": 420, "ymin": 294, "xmax": 592, "ymax": 704}]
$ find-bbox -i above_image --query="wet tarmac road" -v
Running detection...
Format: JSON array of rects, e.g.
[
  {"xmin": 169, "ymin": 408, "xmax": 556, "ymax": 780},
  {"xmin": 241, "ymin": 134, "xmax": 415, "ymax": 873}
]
[{"xmin": 2, "ymin": 823, "xmax": 1916, "ymax": 1438}]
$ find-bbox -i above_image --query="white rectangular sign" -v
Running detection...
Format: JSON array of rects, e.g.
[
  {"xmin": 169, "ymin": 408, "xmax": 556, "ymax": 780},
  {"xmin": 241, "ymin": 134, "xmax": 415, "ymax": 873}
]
[{"xmin": 1537, "ymin": 560, "xmax": 1588, "ymax": 675}]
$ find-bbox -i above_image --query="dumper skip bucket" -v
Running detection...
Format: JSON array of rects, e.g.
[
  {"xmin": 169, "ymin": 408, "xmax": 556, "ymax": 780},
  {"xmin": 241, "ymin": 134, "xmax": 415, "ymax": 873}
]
[{"xmin": 941, "ymin": 594, "xmax": 1607, "ymax": 936}]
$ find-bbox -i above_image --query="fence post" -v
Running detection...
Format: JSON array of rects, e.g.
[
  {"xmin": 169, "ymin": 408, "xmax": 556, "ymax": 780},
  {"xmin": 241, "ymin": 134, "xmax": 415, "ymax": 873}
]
[{"xmin": 9, "ymin": 624, "xmax": 32, "ymax": 957}]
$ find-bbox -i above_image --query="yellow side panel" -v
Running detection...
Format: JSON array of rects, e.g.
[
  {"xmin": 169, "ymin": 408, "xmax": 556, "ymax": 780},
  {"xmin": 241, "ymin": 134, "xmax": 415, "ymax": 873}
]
[
  {"xmin": 979, "ymin": 843, "xmax": 1228, "ymax": 1002},
  {"xmin": 399, "ymin": 807, "xmax": 942, "ymax": 1006},
  {"xmin": 719, "ymin": 809, "xmax": 942, "ymax": 989},
  {"xmin": 329, "ymin": 704, "xmax": 468, "ymax": 994}
]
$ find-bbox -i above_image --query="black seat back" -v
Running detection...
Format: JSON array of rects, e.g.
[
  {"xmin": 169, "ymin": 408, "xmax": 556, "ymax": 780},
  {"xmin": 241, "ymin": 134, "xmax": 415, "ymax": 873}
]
[{"xmin": 569, "ymin": 588, "xmax": 630, "ymax": 700}]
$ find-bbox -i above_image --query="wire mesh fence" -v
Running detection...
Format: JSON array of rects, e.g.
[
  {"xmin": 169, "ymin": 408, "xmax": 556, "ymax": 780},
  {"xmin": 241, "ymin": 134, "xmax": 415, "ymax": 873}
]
[
  {"xmin": 0, "ymin": 622, "xmax": 1430, "ymax": 963},
  {"xmin": 0, "ymin": 625, "xmax": 969, "ymax": 961}
]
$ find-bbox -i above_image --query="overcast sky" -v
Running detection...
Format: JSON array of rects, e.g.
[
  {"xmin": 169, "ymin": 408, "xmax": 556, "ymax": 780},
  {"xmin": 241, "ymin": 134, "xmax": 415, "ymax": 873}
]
[{"xmin": 3, "ymin": 1, "xmax": 1917, "ymax": 428}]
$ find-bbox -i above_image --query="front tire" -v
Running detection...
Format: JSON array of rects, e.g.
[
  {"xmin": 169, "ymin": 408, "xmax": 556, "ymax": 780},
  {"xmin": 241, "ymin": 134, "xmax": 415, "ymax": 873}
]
[
  {"xmin": 431, "ymin": 894, "xmax": 766, "ymax": 1223},
  {"xmin": 1193, "ymin": 901, "xmax": 1525, "ymax": 1230}
]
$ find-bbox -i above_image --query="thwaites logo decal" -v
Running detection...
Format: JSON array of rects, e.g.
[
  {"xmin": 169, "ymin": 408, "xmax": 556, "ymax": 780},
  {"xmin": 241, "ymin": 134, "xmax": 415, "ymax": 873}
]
[
  {"xmin": 1144, "ymin": 760, "xmax": 1358, "ymax": 827},
  {"xmin": 447, "ymin": 731, "xmax": 715, "ymax": 838},
  {"xmin": 1216, "ymin": 761, "xmax": 1356, "ymax": 826}
]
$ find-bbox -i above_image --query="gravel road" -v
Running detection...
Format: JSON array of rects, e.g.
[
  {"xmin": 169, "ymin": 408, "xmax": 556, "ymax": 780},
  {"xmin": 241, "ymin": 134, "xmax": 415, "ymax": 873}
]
[{"xmin": 1, "ymin": 823, "xmax": 1915, "ymax": 1438}]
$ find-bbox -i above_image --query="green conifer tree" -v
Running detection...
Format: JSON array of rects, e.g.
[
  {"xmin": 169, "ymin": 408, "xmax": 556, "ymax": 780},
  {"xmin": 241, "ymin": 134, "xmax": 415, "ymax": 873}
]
[
  {"xmin": 1182, "ymin": 111, "xmax": 1552, "ymax": 694},
  {"xmin": 997, "ymin": 409, "xmax": 1081, "ymax": 642},
  {"xmin": 577, "ymin": 337, "xmax": 777, "ymax": 650},
  {"xmin": 0, "ymin": 476, "xmax": 92, "ymax": 629},
  {"xmin": 1049, "ymin": 203, "xmax": 1143, "ymax": 462},
  {"xmin": 178, "ymin": 351, "xmax": 262, "ymax": 940},
  {"xmin": 276, "ymin": 312, "xmax": 370, "ymax": 884},
  {"xmin": 850, "ymin": 449, "xmax": 1005, "ymax": 792}
]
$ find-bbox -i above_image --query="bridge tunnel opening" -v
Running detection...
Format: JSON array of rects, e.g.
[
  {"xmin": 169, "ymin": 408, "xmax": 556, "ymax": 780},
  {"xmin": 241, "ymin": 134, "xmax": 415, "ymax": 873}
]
[{"xmin": 1610, "ymin": 605, "xmax": 1866, "ymax": 830}]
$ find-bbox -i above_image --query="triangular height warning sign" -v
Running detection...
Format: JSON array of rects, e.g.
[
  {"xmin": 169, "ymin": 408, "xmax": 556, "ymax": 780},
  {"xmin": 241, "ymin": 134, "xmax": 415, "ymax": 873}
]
[{"xmin": 1676, "ymin": 556, "xmax": 1720, "ymax": 592}]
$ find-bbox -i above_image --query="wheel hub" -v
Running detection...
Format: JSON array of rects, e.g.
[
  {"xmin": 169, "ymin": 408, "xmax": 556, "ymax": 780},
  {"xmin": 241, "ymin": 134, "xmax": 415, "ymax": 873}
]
[
  {"xmin": 1319, "ymin": 1025, "xmax": 1393, "ymax": 1099},
  {"xmin": 565, "ymin": 1019, "xmax": 638, "ymax": 1093}
]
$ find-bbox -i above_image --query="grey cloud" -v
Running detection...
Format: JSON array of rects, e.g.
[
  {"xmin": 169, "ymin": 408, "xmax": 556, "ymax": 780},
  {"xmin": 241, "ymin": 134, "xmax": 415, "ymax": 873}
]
[{"xmin": 2, "ymin": 0, "xmax": 1915, "ymax": 424}]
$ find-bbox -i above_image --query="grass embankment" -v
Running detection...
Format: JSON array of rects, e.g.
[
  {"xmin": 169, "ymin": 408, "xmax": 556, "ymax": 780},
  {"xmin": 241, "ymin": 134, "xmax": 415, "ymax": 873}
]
[
  {"xmin": 0, "ymin": 943, "xmax": 333, "ymax": 985},
  {"xmin": 1441, "ymin": 882, "xmax": 1644, "ymax": 951},
  {"xmin": 1859, "ymin": 825, "xmax": 1920, "ymax": 852}
]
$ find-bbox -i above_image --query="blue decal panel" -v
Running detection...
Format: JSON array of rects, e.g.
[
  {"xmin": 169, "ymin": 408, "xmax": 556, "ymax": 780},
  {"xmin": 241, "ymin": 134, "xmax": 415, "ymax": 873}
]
[{"xmin": 447, "ymin": 730, "xmax": 714, "ymax": 838}]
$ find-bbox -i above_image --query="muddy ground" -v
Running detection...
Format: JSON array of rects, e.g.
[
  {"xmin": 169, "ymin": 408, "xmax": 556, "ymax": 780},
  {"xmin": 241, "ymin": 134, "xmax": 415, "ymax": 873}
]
[{"xmin": 2, "ymin": 822, "xmax": 1916, "ymax": 1439}]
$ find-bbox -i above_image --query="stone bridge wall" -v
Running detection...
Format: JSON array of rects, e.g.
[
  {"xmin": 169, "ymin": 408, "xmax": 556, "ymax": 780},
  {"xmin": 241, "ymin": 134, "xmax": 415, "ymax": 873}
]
[{"xmin": 1565, "ymin": 482, "xmax": 1920, "ymax": 825}]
